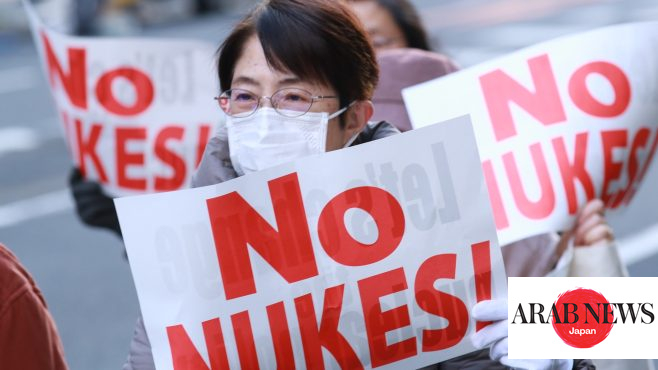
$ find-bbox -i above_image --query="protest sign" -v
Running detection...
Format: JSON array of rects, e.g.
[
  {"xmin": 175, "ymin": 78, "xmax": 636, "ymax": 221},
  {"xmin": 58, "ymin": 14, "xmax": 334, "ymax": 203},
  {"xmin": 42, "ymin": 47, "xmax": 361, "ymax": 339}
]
[
  {"xmin": 403, "ymin": 22, "xmax": 658, "ymax": 246},
  {"xmin": 116, "ymin": 116, "xmax": 507, "ymax": 369},
  {"xmin": 23, "ymin": 1, "xmax": 219, "ymax": 195}
]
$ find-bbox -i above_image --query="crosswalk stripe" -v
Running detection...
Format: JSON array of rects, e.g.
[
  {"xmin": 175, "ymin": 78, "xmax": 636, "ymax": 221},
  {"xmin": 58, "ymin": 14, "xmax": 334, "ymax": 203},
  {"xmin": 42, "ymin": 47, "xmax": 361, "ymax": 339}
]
[{"xmin": 0, "ymin": 188, "xmax": 72, "ymax": 229}]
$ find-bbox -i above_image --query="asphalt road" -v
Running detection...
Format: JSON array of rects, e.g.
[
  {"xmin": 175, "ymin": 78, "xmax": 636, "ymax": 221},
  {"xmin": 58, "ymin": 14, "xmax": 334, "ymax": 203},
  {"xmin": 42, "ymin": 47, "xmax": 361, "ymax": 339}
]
[{"xmin": 0, "ymin": 0, "xmax": 657, "ymax": 369}]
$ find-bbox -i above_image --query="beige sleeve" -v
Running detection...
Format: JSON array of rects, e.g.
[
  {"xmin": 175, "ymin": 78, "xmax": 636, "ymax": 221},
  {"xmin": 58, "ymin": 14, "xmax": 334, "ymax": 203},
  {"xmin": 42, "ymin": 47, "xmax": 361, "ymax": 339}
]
[{"xmin": 568, "ymin": 242, "xmax": 628, "ymax": 277}]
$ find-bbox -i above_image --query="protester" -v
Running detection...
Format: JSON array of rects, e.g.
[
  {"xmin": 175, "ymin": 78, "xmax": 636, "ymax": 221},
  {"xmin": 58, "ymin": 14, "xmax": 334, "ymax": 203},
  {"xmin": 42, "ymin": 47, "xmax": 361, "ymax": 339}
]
[
  {"xmin": 63, "ymin": 0, "xmax": 620, "ymax": 368},
  {"xmin": 116, "ymin": 1, "xmax": 600, "ymax": 368},
  {"xmin": 371, "ymin": 46, "xmax": 629, "ymax": 370},
  {"xmin": 346, "ymin": 0, "xmax": 430, "ymax": 51},
  {"xmin": 0, "ymin": 242, "xmax": 68, "ymax": 370},
  {"xmin": 371, "ymin": 48, "xmax": 459, "ymax": 131}
]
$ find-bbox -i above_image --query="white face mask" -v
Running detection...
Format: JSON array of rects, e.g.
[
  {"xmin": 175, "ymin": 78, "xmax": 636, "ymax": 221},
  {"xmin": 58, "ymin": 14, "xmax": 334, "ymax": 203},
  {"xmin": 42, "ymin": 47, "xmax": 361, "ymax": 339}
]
[{"xmin": 227, "ymin": 106, "xmax": 350, "ymax": 175}]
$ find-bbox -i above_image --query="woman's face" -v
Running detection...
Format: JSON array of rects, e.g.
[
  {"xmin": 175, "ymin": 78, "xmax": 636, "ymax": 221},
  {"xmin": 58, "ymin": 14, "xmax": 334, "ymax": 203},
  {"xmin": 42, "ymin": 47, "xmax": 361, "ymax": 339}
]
[
  {"xmin": 349, "ymin": 0, "xmax": 407, "ymax": 51},
  {"xmin": 230, "ymin": 35, "xmax": 358, "ymax": 151}
]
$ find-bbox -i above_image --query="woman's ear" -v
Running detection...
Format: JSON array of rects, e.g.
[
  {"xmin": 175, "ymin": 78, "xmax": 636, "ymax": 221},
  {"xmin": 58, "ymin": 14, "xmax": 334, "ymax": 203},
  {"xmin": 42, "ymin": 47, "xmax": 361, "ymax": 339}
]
[{"xmin": 344, "ymin": 100, "xmax": 374, "ymax": 135}]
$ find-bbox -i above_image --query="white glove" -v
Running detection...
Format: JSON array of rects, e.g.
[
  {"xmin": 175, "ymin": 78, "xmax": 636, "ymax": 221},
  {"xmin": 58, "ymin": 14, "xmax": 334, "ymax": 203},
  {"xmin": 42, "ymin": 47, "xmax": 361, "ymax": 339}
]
[{"xmin": 471, "ymin": 299, "xmax": 573, "ymax": 370}]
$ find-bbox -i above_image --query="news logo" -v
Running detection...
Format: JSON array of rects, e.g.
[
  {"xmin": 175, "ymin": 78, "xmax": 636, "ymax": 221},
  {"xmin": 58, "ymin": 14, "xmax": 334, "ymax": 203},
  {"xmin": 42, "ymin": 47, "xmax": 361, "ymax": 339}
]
[{"xmin": 508, "ymin": 278, "xmax": 658, "ymax": 359}]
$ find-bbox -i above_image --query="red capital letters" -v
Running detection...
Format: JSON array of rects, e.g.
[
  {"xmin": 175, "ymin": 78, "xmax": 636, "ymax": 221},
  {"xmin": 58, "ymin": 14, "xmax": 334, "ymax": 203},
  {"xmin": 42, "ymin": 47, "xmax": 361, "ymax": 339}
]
[
  {"xmin": 231, "ymin": 311, "xmax": 259, "ymax": 369},
  {"xmin": 207, "ymin": 173, "xmax": 318, "ymax": 300},
  {"xmin": 166, "ymin": 318, "xmax": 229, "ymax": 370},
  {"xmin": 552, "ymin": 132, "xmax": 596, "ymax": 214},
  {"xmin": 75, "ymin": 120, "xmax": 108, "ymax": 182},
  {"xmin": 569, "ymin": 61, "xmax": 631, "ymax": 118},
  {"xmin": 358, "ymin": 268, "xmax": 416, "ymax": 367},
  {"xmin": 154, "ymin": 126, "xmax": 186, "ymax": 191},
  {"xmin": 95, "ymin": 67, "xmax": 154, "ymax": 116},
  {"xmin": 503, "ymin": 143, "xmax": 555, "ymax": 219},
  {"xmin": 41, "ymin": 32, "xmax": 87, "ymax": 109},
  {"xmin": 600, "ymin": 130, "xmax": 628, "ymax": 206},
  {"xmin": 294, "ymin": 285, "xmax": 363, "ymax": 370},
  {"xmin": 415, "ymin": 253, "xmax": 468, "ymax": 351},
  {"xmin": 266, "ymin": 302, "xmax": 295, "ymax": 369},
  {"xmin": 318, "ymin": 186, "xmax": 405, "ymax": 266},
  {"xmin": 471, "ymin": 241, "xmax": 493, "ymax": 331},
  {"xmin": 626, "ymin": 128, "xmax": 658, "ymax": 204},
  {"xmin": 616, "ymin": 128, "xmax": 651, "ymax": 207},
  {"xmin": 116, "ymin": 127, "xmax": 147, "ymax": 190},
  {"xmin": 480, "ymin": 54, "xmax": 566, "ymax": 142}
]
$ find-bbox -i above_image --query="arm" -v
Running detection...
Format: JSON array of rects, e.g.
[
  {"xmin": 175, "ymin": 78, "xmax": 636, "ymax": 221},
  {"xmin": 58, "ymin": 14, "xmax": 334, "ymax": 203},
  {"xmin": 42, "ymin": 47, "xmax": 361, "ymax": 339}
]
[{"xmin": 122, "ymin": 315, "xmax": 156, "ymax": 370}]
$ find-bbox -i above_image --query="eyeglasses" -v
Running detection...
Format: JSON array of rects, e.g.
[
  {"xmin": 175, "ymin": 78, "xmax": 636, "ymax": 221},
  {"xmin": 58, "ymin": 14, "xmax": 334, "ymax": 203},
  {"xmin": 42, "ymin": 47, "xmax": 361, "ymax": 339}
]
[{"xmin": 214, "ymin": 88, "xmax": 339, "ymax": 118}]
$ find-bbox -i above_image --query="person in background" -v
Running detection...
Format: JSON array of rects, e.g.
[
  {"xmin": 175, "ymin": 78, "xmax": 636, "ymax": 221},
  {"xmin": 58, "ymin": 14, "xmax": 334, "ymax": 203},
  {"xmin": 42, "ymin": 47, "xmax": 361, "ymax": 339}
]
[
  {"xmin": 0, "ymin": 242, "xmax": 68, "ymax": 370},
  {"xmin": 346, "ymin": 0, "xmax": 431, "ymax": 51},
  {"xmin": 371, "ymin": 47, "xmax": 458, "ymax": 131},
  {"xmin": 121, "ymin": 0, "xmax": 394, "ymax": 367}
]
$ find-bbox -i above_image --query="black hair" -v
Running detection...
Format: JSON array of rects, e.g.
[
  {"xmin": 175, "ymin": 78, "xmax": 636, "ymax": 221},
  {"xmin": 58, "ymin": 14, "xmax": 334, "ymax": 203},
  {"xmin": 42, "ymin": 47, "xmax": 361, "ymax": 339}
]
[
  {"xmin": 217, "ymin": 0, "xmax": 379, "ymax": 112},
  {"xmin": 351, "ymin": 0, "xmax": 430, "ymax": 50}
]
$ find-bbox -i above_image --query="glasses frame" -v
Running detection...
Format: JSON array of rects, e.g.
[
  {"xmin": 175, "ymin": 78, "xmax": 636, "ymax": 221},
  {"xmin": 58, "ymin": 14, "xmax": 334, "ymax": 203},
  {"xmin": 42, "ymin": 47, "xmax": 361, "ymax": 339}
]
[{"xmin": 214, "ymin": 87, "xmax": 339, "ymax": 118}]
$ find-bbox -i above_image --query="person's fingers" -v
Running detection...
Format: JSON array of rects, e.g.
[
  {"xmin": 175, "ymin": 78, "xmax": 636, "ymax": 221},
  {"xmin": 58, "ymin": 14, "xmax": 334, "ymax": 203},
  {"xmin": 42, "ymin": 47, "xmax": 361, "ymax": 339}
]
[
  {"xmin": 79, "ymin": 204, "xmax": 105, "ymax": 222},
  {"xmin": 577, "ymin": 199, "xmax": 605, "ymax": 224},
  {"xmin": 76, "ymin": 181, "xmax": 102, "ymax": 194},
  {"xmin": 577, "ymin": 212, "xmax": 604, "ymax": 234},
  {"xmin": 574, "ymin": 212, "xmax": 606, "ymax": 245},
  {"xmin": 69, "ymin": 167, "xmax": 84, "ymax": 184},
  {"xmin": 472, "ymin": 299, "xmax": 508, "ymax": 321},
  {"xmin": 583, "ymin": 224, "xmax": 614, "ymax": 246},
  {"xmin": 471, "ymin": 319, "xmax": 508, "ymax": 349},
  {"xmin": 489, "ymin": 337, "xmax": 509, "ymax": 362}
]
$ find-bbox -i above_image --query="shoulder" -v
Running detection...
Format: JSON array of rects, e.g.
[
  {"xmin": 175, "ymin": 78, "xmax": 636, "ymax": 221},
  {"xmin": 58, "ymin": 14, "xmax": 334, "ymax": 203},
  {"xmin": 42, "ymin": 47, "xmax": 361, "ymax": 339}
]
[
  {"xmin": 502, "ymin": 233, "xmax": 560, "ymax": 277},
  {"xmin": 351, "ymin": 121, "xmax": 401, "ymax": 146},
  {"xmin": 0, "ymin": 244, "xmax": 67, "ymax": 370},
  {"xmin": 191, "ymin": 135, "xmax": 237, "ymax": 188},
  {"xmin": 0, "ymin": 244, "xmax": 42, "ymax": 317}
]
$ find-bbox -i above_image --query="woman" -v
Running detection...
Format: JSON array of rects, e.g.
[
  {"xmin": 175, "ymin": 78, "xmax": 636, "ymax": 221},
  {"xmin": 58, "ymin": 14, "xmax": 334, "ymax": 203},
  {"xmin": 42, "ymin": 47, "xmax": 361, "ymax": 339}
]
[
  {"xmin": 122, "ymin": 0, "xmax": 606, "ymax": 369},
  {"xmin": 123, "ymin": 1, "xmax": 395, "ymax": 367},
  {"xmin": 347, "ymin": 0, "xmax": 431, "ymax": 51}
]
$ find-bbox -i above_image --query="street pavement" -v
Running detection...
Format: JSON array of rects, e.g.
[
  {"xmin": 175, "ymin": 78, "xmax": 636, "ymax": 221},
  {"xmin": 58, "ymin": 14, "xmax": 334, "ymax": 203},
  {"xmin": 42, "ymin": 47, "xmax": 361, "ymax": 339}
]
[{"xmin": 0, "ymin": 0, "xmax": 657, "ymax": 369}]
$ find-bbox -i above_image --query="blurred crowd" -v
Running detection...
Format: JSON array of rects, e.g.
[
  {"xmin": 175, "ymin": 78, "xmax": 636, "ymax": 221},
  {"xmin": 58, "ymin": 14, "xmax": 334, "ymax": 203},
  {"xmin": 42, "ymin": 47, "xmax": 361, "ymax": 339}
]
[{"xmin": 0, "ymin": 0, "xmax": 258, "ymax": 35}]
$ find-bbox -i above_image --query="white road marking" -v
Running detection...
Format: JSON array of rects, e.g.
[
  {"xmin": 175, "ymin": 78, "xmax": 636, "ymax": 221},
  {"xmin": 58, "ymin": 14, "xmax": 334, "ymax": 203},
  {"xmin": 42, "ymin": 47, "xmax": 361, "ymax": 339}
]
[
  {"xmin": 0, "ymin": 66, "xmax": 39, "ymax": 94},
  {"xmin": 0, "ymin": 189, "xmax": 72, "ymax": 229},
  {"xmin": 0, "ymin": 126, "xmax": 40, "ymax": 156},
  {"xmin": 618, "ymin": 224, "xmax": 658, "ymax": 266}
]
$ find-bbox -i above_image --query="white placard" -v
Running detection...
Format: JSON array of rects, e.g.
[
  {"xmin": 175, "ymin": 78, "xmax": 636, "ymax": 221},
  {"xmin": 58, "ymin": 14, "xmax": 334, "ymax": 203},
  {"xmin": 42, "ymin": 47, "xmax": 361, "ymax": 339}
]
[
  {"xmin": 404, "ymin": 22, "xmax": 658, "ymax": 245},
  {"xmin": 24, "ymin": 0, "xmax": 220, "ymax": 195},
  {"xmin": 116, "ymin": 116, "xmax": 507, "ymax": 369}
]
